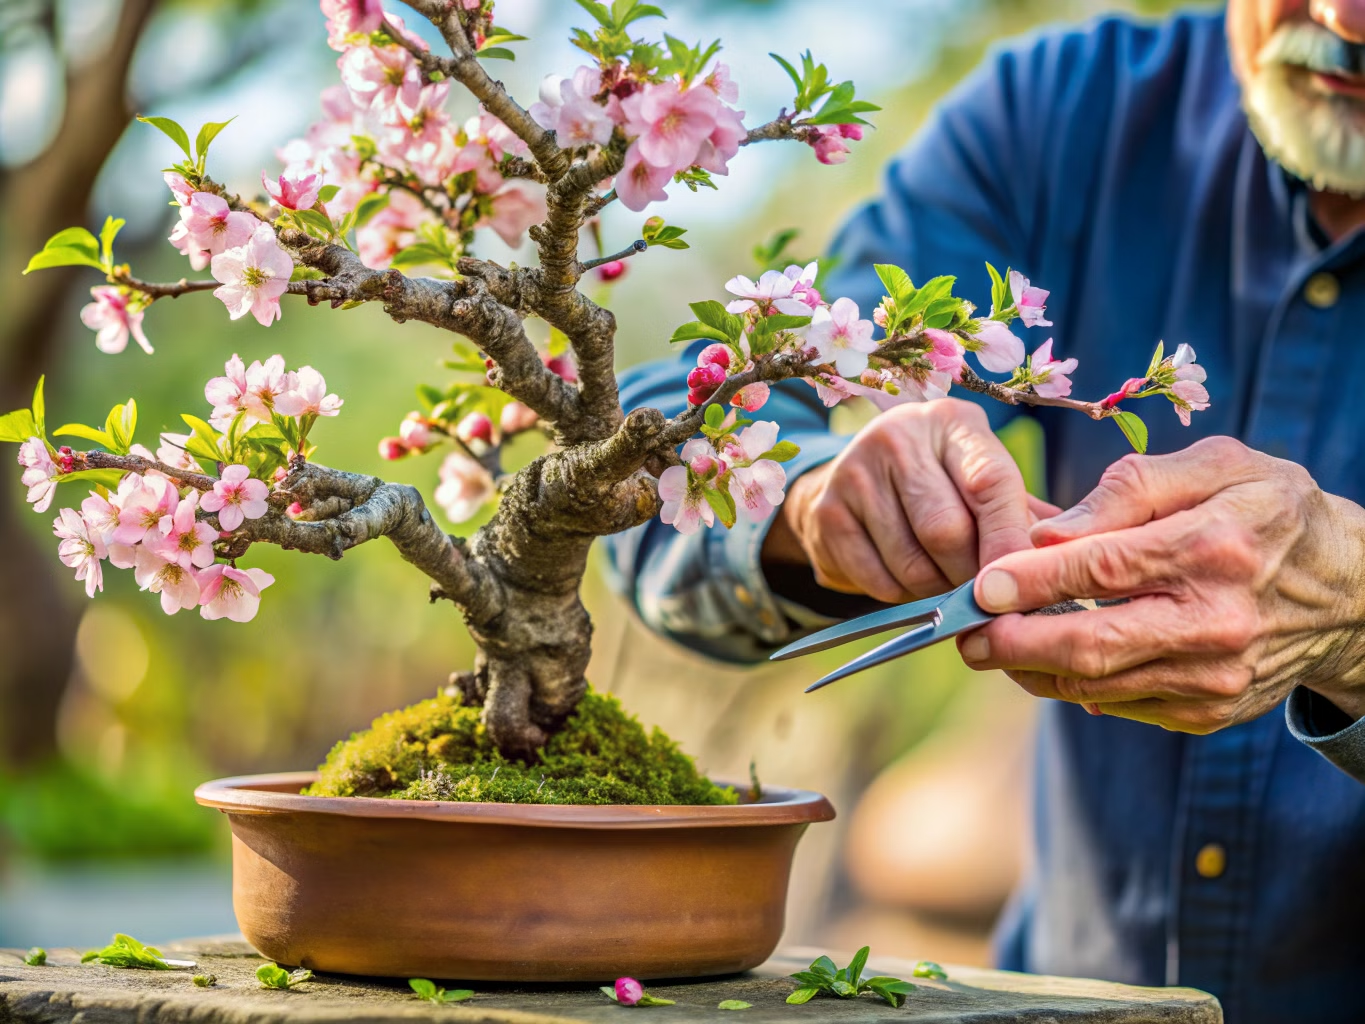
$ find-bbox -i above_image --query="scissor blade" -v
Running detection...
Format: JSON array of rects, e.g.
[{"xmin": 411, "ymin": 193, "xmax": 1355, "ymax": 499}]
[
  {"xmin": 768, "ymin": 586, "xmax": 963, "ymax": 662},
  {"xmin": 803, "ymin": 582, "xmax": 996, "ymax": 692}
]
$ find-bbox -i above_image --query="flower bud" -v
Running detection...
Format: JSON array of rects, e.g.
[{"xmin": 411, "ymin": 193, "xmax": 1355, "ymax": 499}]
[
  {"xmin": 399, "ymin": 413, "xmax": 432, "ymax": 450},
  {"xmin": 614, "ymin": 978, "xmax": 644, "ymax": 1007},
  {"xmin": 687, "ymin": 363, "xmax": 726, "ymax": 390},
  {"xmin": 730, "ymin": 381, "xmax": 770, "ymax": 412},
  {"xmin": 697, "ymin": 344, "xmax": 732, "ymax": 370},
  {"xmin": 545, "ymin": 353, "xmax": 578, "ymax": 383},
  {"xmin": 57, "ymin": 446, "xmax": 75, "ymax": 474},
  {"xmin": 499, "ymin": 401, "xmax": 539, "ymax": 435},
  {"xmin": 687, "ymin": 387, "xmax": 714, "ymax": 407},
  {"xmin": 456, "ymin": 412, "xmax": 495, "ymax": 446},
  {"xmin": 274, "ymin": 466, "xmax": 290, "ymax": 483},
  {"xmin": 872, "ymin": 303, "xmax": 889, "ymax": 328},
  {"xmin": 596, "ymin": 259, "xmax": 628, "ymax": 283},
  {"xmin": 286, "ymin": 502, "xmax": 304, "ymax": 518},
  {"xmin": 378, "ymin": 437, "xmax": 407, "ymax": 461},
  {"xmin": 688, "ymin": 453, "xmax": 717, "ymax": 477}
]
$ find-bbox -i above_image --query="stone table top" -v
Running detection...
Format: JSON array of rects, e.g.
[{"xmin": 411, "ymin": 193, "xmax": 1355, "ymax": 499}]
[{"xmin": 0, "ymin": 938, "xmax": 1220, "ymax": 1024}]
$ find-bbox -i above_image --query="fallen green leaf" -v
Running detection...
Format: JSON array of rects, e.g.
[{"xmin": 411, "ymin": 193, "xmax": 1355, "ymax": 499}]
[
  {"xmin": 82, "ymin": 934, "xmax": 173, "ymax": 970},
  {"xmin": 717, "ymin": 999, "xmax": 751, "ymax": 1010},
  {"xmin": 23, "ymin": 948, "xmax": 46, "ymax": 967}
]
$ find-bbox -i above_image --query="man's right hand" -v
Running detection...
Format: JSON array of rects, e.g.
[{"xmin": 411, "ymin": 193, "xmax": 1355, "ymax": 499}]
[{"xmin": 762, "ymin": 399, "xmax": 1056, "ymax": 604}]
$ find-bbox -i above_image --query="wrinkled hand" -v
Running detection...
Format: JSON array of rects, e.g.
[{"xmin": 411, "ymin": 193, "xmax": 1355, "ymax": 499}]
[
  {"xmin": 958, "ymin": 437, "xmax": 1365, "ymax": 730},
  {"xmin": 763, "ymin": 400, "xmax": 1057, "ymax": 603}
]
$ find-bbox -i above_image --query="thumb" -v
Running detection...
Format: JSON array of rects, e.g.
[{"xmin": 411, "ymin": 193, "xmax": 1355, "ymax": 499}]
[{"xmin": 1031, "ymin": 438, "xmax": 1251, "ymax": 546}]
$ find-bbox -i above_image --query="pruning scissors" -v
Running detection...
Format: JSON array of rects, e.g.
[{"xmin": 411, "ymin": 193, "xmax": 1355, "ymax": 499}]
[{"xmin": 769, "ymin": 577, "xmax": 1090, "ymax": 692}]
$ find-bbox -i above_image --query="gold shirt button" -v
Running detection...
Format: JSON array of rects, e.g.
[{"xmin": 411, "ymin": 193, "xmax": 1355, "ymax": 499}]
[
  {"xmin": 1195, "ymin": 842, "xmax": 1227, "ymax": 879},
  {"xmin": 1304, "ymin": 272, "xmax": 1340, "ymax": 309},
  {"xmin": 734, "ymin": 584, "xmax": 753, "ymax": 606}
]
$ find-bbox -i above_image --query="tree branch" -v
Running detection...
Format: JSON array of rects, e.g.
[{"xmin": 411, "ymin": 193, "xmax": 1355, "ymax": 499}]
[
  {"xmin": 580, "ymin": 239, "xmax": 646, "ymax": 271},
  {"xmin": 78, "ymin": 450, "xmax": 219, "ymax": 492}
]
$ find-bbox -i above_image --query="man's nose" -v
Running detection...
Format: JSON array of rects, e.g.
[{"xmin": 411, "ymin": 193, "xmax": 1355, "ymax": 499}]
[{"xmin": 1312, "ymin": 0, "xmax": 1365, "ymax": 43}]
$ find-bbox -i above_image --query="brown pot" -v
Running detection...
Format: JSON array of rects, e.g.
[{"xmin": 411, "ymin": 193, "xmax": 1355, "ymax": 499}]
[{"xmin": 194, "ymin": 772, "xmax": 835, "ymax": 982}]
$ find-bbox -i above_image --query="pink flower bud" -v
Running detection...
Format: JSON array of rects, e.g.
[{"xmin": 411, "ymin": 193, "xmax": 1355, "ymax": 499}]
[
  {"xmin": 1100, "ymin": 377, "xmax": 1148, "ymax": 410},
  {"xmin": 687, "ymin": 388, "xmax": 713, "ymax": 407},
  {"xmin": 730, "ymin": 381, "xmax": 771, "ymax": 412},
  {"xmin": 378, "ymin": 437, "xmax": 407, "ymax": 461},
  {"xmin": 57, "ymin": 446, "xmax": 75, "ymax": 474},
  {"xmin": 837, "ymin": 123, "xmax": 864, "ymax": 141},
  {"xmin": 697, "ymin": 344, "xmax": 732, "ymax": 370},
  {"xmin": 499, "ymin": 401, "xmax": 539, "ymax": 435},
  {"xmin": 614, "ymin": 978, "xmax": 644, "ymax": 1006},
  {"xmin": 545, "ymin": 353, "xmax": 578, "ymax": 383},
  {"xmin": 689, "ymin": 453, "xmax": 717, "ymax": 477},
  {"xmin": 687, "ymin": 363, "xmax": 726, "ymax": 390},
  {"xmin": 456, "ymin": 412, "xmax": 494, "ymax": 446},
  {"xmin": 274, "ymin": 466, "xmax": 289, "ymax": 483},
  {"xmin": 872, "ymin": 304, "xmax": 889, "ymax": 328},
  {"xmin": 286, "ymin": 501, "xmax": 304, "ymax": 518},
  {"xmin": 399, "ymin": 414, "xmax": 432, "ymax": 450},
  {"xmin": 596, "ymin": 260, "xmax": 628, "ymax": 283}
]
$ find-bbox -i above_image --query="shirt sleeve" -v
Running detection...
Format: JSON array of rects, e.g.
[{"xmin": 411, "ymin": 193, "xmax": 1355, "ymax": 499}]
[
  {"xmin": 602, "ymin": 34, "xmax": 1068, "ymax": 664},
  {"xmin": 1285, "ymin": 687, "xmax": 1365, "ymax": 784}
]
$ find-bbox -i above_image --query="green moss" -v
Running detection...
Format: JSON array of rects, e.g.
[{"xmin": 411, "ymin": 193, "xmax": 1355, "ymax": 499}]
[{"xmin": 304, "ymin": 689, "xmax": 738, "ymax": 805}]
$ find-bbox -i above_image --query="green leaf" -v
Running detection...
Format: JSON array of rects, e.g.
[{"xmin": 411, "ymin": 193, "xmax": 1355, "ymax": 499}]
[
  {"xmin": 846, "ymin": 947, "xmax": 869, "ymax": 988},
  {"xmin": 104, "ymin": 401, "xmax": 136, "ymax": 455},
  {"xmin": 409, "ymin": 978, "xmax": 437, "ymax": 999},
  {"xmin": 574, "ymin": 0, "xmax": 614, "ymax": 29},
  {"xmin": 256, "ymin": 963, "xmax": 309, "ymax": 989},
  {"xmin": 757, "ymin": 440, "xmax": 800, "ymax": 463},
  {"xmin": 137, "ymin": 116, "xmax": 193, "ymax": 160},
  {"xmin": 636, "ymin": 994, "xmax": 675, "ymax": 1007},
  {"xmin": 390, "ymin": 243, "xmax": 451, "ymax": 271},
  {"xmin": 194, "ymin": 118, "xmax": 236, "ymax": 162},
  {"xmin": 874, "ymin": 264, "xmax": 914, "ymax": 304},
  {"xmin": 53, "ymin": 423, "xmax": 111, "ymax": 446},
  {"xmin": 717, "ymin": 1000, "xmax": 751, "ymax": 1010},
  {"xmin": 440, "ymin": 989, "xmax": 474, "ymax": 1002},
  {"xmin": 669, "ymin": 322, "xmax": 726, "ymax": 345},
  {"xmin": 786, "ymin": 987, "xmax": 820, "ymax": 1005},
  {"xmin": 830, "ymin": 980, "xmax": 856, "ymax": 997},
  {"xmin": 704, "ymin": 486, "xmax": 737, "ymax": 529},
  {"xmin": 83, "ymin": 934, "xmax": 172, "ymax": 970},
  {"xmin": 99, "ymin": 217, "xmax": 125, "ymax": 270},
  {"xmin": 31, "ymin": 376, "xmax": 45, "ymax": 438},
  {"xmin": 23, "ymin": 948, "xmax": 46, "ymax": 967},
  {"xmin": 317, "ymin": 184, "xmax": 341, "ymax": 204},
  {"xmin": 1111, "ymin": 410, "xmax": 1148, "ymax": 454},
  {"xmin": 599, "ymin": 985, "xmax": 619, "ymax": 1002},
  {"xmin": 0, "ymin": 409, "xmax": 38, "ymax": 443},
  {"xmin": 752, "ymin": 313, "xmax": 811, "ymax": 336},
  {"xmin": 689, "ymin": 300, "xmax": 744, "ymax": 337},
  {"xmin": 1145, "ymin": 340, "xmax": 1166, "ymax": 377},
  {"xmin": 788, "ymin": 971, "xmax": 832, "ymax": 988},
  {"xmin": 921, "ymin": 296, "xmax": 962, "ymax": 330},
  {"xmin": 353, "ymin": 191, "xmax": 390, "ymax": 229},
  {"xmin": 703, "ymin": 402, "xmax": 726, "ymax": 429},
  {"xmin": 770, "ymin": 52, "xmax": 803, "ymax": 93},
  {"xmin": 24, "ymin": 226, "xmax": 104, "ymax": 274},
  {"xmin": 986, "ymin": 262, "xmax": 1008, "ymax": 314},
  {"xmin": 182, "ymin": 414, "xmax": 225, "ymax": 465},
  {"xmin": 865, "ymin": 979, "xmax": 916, "ymax": 1008},
  {"xmin": 911, "ymin": 960, "xmax": 947, "ymax": 981},
  {"xmin": 61, "ymin": 468, "xmax": 127, "ymax": 490},
  {"xmin": 809, "ymin": 956, "xmax": 838, "ymax": 980},
  {"xmin": 294, "ymin": 208, "xmax": 334, "ymax": 239},
  {"xmin": 477, "ymin": 46, "xmax": 516, "ymax": 60},
  {"xmin": 193, "ymin": 974, "xmax": 217, "ymax": 987}
]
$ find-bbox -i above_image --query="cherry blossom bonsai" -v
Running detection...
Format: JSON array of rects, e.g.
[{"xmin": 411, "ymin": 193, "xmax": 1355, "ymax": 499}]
[{"xmin": 4, "ymin": 0, "xmax": 1211, "ymax": 789}]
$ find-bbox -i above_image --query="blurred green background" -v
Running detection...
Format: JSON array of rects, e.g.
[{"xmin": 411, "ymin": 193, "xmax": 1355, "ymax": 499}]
[{"xmin": 0, "ymin": 0, "xmax": 1208, "ymax": 959}]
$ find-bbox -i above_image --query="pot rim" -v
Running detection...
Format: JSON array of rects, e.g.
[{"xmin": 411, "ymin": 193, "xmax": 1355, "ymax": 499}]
[{"xmin": 195, "ymin": 772, "xmax": 836, "ymax": 829}]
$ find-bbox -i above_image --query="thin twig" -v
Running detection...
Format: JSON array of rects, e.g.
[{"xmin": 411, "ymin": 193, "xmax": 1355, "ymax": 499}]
[{"xmin": 580, "ymin": 239, "xmax": 647, "ymax": 271}]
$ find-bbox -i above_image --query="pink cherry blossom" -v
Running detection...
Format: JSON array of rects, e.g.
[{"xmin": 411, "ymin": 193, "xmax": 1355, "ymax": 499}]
[
  {"xmin": 806, "ymin": 297, "xmax": 876, "ymax": 377},
  {"xmin": 681, "ymin": 437, "xmax": 720, "ymax": 477},
  {"xmin": 157, "ymin": 432, "xmax": 203, "ymax": 473},
  {"xmin": 80, "ymin": 287, "xmax": 153, "ymax": 355},
  {"xmin": 172, "ymin": 192, "xmax": 256, "ymax": 271},
  {"xmin": 728, "ymin": 460, "xmax": 786, "ymax": 520},
  {"xmin": 164, "ymin": 171, "xmax": 195, "ymax": 206},
  {"xmin": 728, "ymin": 420, "xmax": 779, "ymax": 463},
  {"xmin": 893, "ymin": 364, "xmax": 954, "ymax": 402},
  {"xmin": 658, "ymin": 464, "xmax": 714, "ymax": 536},
  {"xmin": 399, "ymin": 413, "xmax": 433, "ymax": 449},
  {"xmin": 1171, "ymin": 343, "xmax": 1207, "ymax": 383},
  {"xmin": 924, "ymin": 328, "xmax": 965, "ymax": 379},
  {"xmin": 151, "ymin": 494, "xmax": 218, "ymax": 570},
  {"xmin": 243, "ymin": 355, "xmax": 294, "ymax": 421},
  {"xmin": 614, "ymin": 979, "xmax": 645, "ymax": 1007},
  {"xmin": 133, "ymin": 545, "xmax": 203, "ymax": 615},
  {"xmin": 211, "ymin": 223, "xmax": 294, "ymax": 327},
  {"xmin": 622, "ymin": 80, "xmax": 719, "ymax": 171},
  {"xmin": 456, "ymin": 412, "xmax": 494, "ymax": 446},
  {"xmin": 1170, "ymin": 379, "xmax": 1211, "ymax": 426},
  {"xmin": 18, "ymin": 437, "xmax": 59, "ymax": 513},
  {"xmin": 529, "ymin": 68, "xmax": 615, "ymax": 147},
  {"xmin": 434, "ymin": 451, "xmax": 495, "ymax": 523},
  {"xmin": 499, "ymin": 402, "xmax": 538, "ymax": 435},
  {"xmin": 781, "ymin": 262, "xmax": 822, "ymax": 312},
  {"xmin": 725, "ymin": 269, "xmax": 820, "ymax": 317},
  {"xmin": 263, "ymin": 169, "xmax": 323, "ymax": 211},
  {"xmin": 200, "ymin": 464, "xmax": 270, "ymax": 531},
  {"xmin": 53, "ymin": 508, "xmax": 105, "ymax": 598},
  {"xmin": 198, "ymin": 564, "xmax": 275, "ymax": 622},
  {"xmin": 694, "ymin": 104, "xmax": 746, "ymax": 175},
  {"xmin": 80, "ymin": 491, "xmax": 135, "ymax": 568},
  {"xmin": 698, "ymin": 344, "xmax": 732, "ymax": 370},
  {"xmin": 970, "ymin": 319, "xmax": 1026, "ymax": 374},
  {"xmin": 206, "ymin": 354, "xmax": 251, "ymax": 430},
  {"xmin": 615, "ymin": 144, "xmax": 673, "ymax": 212},
  {"xmin": 274, "ymin": 365, "xmax": 343, "ymax": 418},
  {"xmin": 461, "ymin": 108, "xmax": 529, "ymax": 163},
  {"xmin": 338, "ymin": 42, "xmax": 423, "ymax": 118},
  {"xmin": 703, "ymin": 63, "xmax": 739, "ymax": 103},
  {"xmin": 1009, "ymin": 270, "xmax": 1053, "ymax": 328},
  {"xmin": 808, "ymin": 125, "xmax": 852, "ymax": 165},
  {"xmin": 355, "ymin": 188, "xmax": 426, "ymax": 269},
  {"xmin": 485, "ymin": 182, "xmax": 547, "ymax": 247},
  {"xmin": 731, "ymin": 381, "xmax": 770, "ymax": 412},
  {"xmin": 111, "ymin": 472, "xmax": 179, "ymax": 545},
  {"xmin": 321, "ymin": 0, "xmax": 383, "ymax": 50},
  {"xmin": 1029, "ymin": 339, "xmax": 1078, "ymax": 399}
]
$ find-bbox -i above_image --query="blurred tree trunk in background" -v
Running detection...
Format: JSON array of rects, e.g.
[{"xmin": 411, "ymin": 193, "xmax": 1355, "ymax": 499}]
[{"xmin": 0, "ymin": 0, "xmax": 156, "ymax": 768}]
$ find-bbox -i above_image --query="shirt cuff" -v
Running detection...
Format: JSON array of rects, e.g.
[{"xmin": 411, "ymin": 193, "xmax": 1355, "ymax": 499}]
[{"xmin": 1285, "ymin": 686, "xmax": 1365, "ymax": 783}]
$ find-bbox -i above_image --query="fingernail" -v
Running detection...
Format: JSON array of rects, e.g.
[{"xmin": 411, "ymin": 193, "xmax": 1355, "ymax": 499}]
[
  {"xmin": 1084, "ymin": 702, "xmax": 1104, "ymax": 717},
  {"xmin": 961, "ymin": 634, "xmax": 990, "ymax": 662},
  {"xmin": 978, "ymin": 569, "xmax": 1019, "ymax": 612}
]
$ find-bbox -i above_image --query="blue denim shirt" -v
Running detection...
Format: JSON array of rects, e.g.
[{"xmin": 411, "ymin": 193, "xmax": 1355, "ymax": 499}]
[{"xmin": 605, "ymin": 11, "xmax": 1365, "ymax": 1023}]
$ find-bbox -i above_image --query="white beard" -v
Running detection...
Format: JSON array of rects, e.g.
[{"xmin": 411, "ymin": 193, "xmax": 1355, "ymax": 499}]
[{"xmin": 1244, "ymin": 26, "xmax": 1365, "ymax": 195}]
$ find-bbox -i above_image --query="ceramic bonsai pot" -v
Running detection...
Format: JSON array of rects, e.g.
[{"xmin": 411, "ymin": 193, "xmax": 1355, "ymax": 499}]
[{"xmin": 194, "ymin": 772, "xmax": 835, "ymax": 982}]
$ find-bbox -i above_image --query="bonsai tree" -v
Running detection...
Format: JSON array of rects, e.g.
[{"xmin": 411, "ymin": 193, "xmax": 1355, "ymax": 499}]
[{"xmin": 4, "ymin": 0, "xmax": 1210, "ymax": 764}]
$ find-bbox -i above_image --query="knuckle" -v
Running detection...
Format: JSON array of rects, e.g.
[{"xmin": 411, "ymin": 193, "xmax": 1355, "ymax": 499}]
[
  {"xmin": 1206, "ymin": 662, "xmax": 1255, "ymax": 699},
  {"xmin": 1204, "ymin": 603, "xmax": 1259, "ymax": 654},
  {"xmin": 914, "ymin": 502, "xmax": 976, "ymax": 555},
  {"xmin": 1186, "ymin": 516, "xmax": 1261, "ymax": 581},
  {"xmin": 1098, "ymin": 454, "xmax": 1151, "ymax": 504},
  {"xmin": 1196, "ymin": 435, "xmax": 1252, "ymax": 467},
  {"xmin": 1075, "ymin": 539, "xmax": 1135, "ymax": 594}
]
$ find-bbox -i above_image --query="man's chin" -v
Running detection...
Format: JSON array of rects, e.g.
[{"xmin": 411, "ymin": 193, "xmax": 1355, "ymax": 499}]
[{"xmin": 1245, "ymin": 66, "xmax": 1365, "ymax": 196}]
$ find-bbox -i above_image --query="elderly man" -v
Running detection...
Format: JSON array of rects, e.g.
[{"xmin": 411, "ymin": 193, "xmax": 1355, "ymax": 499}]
[{"xmin": 607, "ymin": 2, "xmax": 1365, "ymax": 1022}]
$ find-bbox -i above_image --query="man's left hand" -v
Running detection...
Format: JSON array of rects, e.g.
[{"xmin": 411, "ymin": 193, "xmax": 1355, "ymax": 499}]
[{"xmin": 957, "ymin": 436, "xmax": 1365, "ymax": 731}]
